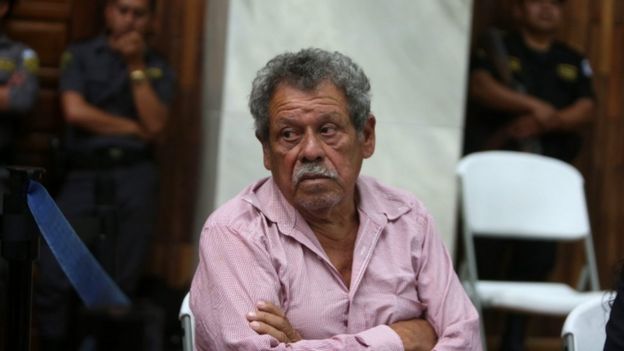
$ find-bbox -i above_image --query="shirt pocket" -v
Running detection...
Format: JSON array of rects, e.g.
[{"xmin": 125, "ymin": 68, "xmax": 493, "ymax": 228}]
[{"xmin": 85, "ymin": 69, "xmax": 114, "ymax": 103}]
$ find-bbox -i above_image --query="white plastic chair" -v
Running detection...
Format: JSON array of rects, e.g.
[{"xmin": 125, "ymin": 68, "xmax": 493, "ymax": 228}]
[
  {"xmin": 457, "ymin": 151, "xmax": 603, "ymax": 350},
  {"xmin": 179, "ymin": 292, "xmax": 195, "ymax": 351},
  {"xmin": 562, "ymin": 292, "xmax": 614, "ymax": 351}
]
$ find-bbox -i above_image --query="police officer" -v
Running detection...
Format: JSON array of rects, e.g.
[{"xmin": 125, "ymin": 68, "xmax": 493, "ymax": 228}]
[
  {"xmin": 0, "ymin": 0, "xmax": 39, "ymax": 201},
  {"xmin": 35, "ymin": 0, "xmax": 174, "ymax": 349},
  {"xmin": 0, "ymin": 0, "xmax": 39, "ymax": 345},
  {"xmin": 464, "ymin": 0, "xmax": 595, "ymax": 350}
]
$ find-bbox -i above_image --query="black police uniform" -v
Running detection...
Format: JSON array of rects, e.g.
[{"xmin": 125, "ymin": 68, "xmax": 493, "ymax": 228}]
[
  {"xmin": 463, "ymin": 31, "xmax": 595, "ymax": 351},
  {"xmin": 465, "ymin": 30, "xmax": 595, "ymax": 280},
  {"xmin": 464, "ymin": 31, "xmax": 595, "ymax": 162},
  {"xmin": 35, "ymin": 34, "xmax": 174, "ymax": 344}
]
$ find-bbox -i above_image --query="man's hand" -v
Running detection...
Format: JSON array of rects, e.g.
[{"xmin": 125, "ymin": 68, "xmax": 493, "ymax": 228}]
[
  {"xmin": 246, "ymin": 301, "xmax": 302, "ymax": 343},
  {"xmin": 507, "ymin": 114, "xmax": 544, "ymax": 139},
  {"xmin": 389, "ymin": 318, "xmax": 437, "ymax": 351},
  {"xmin": 109, "ymin": 31, "xmax": 146, "ymax": 69},
  {"xmin": 527, "ymin": 98, "xmax": 558, "ymax": 129}
]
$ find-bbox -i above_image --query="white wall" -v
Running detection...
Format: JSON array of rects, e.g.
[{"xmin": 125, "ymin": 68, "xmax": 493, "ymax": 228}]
[{"xmin": 197, "ymin": 0, "xmax": 473, "ymax": 255}]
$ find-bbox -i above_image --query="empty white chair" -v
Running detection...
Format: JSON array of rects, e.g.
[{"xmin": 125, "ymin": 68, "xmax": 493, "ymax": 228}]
[
  {"xmin": 562, "ymin": 292, "xmax": 614, "ymax": 351},
  {"xmin": 179, "ymin": 292, "xmax": 195, "ymax": 351},
  {"xmin": 457, "ymin": 151, "xmax": 603, "ymax": 350}
]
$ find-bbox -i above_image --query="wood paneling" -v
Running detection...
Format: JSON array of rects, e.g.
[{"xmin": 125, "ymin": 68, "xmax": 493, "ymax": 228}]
[{"xmin": 147, "ymin": 0, "xmax": 205, "ymax": 288}]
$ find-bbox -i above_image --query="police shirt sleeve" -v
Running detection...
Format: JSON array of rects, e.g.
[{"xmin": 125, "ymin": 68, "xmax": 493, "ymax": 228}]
[
  {"xmin": 575, "ymin": 57, "xmax": 595, "ymax": 99},
  {"xmin": 9, "ymin": 47, "xmax": 39, "ymax": 113},
  {"xmin": 59, "ymin": 47, "xmax": 86, "ymax": 94},
  {"xmin": 146, "ymin": 63, "xmax": 175, "ymax": 105}
]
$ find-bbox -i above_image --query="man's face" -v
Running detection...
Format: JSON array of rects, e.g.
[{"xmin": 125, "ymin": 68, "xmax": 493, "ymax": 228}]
[
  {"xmin": 105, "ymin": 0, "xmax": 152, "ymax": 39},
  {"xmin": 262, "ymin": 80, "xmax": 375, "ymax": 214},
  {"xmin": 519, "ymin": 0, "xmax": 563, "ymax": 34}
]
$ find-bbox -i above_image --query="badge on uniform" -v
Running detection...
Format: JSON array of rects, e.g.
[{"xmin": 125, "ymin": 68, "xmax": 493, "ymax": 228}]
[
  {"xmin": 581, "ymin": 59, "xmax": 593, "ymax": 77},
  {"xmin": 146, "ymin": 67, "xmax": 163, "ymax": 80},
  {"xmin": 557, "ymin": 64, "xmax": 578, "ymax": 82},
  {"xmin": 60, "ymin": 51, "xmax": 73, "ymax": 71},
  {"xmin": 22, "ymin": 48, "xmax": 39, "ymax": 74},
  {"xmin": 0, "ymin": 57, "xmax": 15, "ymax": 72},
  {"xmin": 507, "ymin": 56, "xmax": 522, "ymax": 73}
]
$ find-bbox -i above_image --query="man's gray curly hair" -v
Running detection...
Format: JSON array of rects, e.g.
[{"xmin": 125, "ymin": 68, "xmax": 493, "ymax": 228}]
[{"xmin": 249, "ymin": 48, "xmax": 372, "ymax": 142}]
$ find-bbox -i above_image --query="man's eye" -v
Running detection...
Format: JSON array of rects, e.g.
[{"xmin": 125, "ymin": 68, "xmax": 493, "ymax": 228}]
[
  {"xmin": 281, "ymin": 130, "xmax": 298, "ymax": 141},
  {"xmin": 320, "ymin": 125, "xmax": 337, "ymax": 136}
]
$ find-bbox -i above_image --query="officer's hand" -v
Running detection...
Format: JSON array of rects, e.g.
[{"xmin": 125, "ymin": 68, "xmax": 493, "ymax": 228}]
[
  {"xmin": 111, "ymin": 31, "xmax": 146, "ymax": 68},
  {"xmin": 390, "ymin": 318, "xmax": 437, "ymax": 351},
  {"xmin": 246, "ymin": 301, "xmax": 302, "ymax": 343},
  {"xmin": 508, "ymin": 114, "xmax": 543, "ymax": 139},
  {"xmin": 528, "ymin": 98, "xmax": 558, "ymax": 129}
]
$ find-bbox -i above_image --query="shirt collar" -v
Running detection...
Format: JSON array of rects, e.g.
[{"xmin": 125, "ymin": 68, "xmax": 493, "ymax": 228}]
[
  {"xmin": 93, "ymin": 34, "xmax": 109, "ymax": 53},
  {"xmin": 243, "ymin": 175, "xmax": 414, "ymax": 231},
  {"xmin": 355, "ymin": 175, "xmax": 413, "ymax": 223},
  {"xmin": 0, "ymin": 34, "xmax": 11, "ymax": 47}
]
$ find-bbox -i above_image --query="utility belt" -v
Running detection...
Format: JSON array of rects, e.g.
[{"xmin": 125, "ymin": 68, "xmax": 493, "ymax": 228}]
[{"xmin": 69, "ymin": 147, "xmax": 151, "ymax": 170}]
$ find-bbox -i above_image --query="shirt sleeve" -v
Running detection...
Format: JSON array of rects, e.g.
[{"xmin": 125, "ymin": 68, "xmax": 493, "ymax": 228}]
[
  {"xmin": 574, "ymin": 57, "xmax": 595, "ymax": 100},
  {"xmin": 59, "ymin": 46, "xmax": 86, "ymax": 94},
  {"xmin": 8, "ymin": 46, "xmax": 39, "ymax": 113},
  {"xmin": 414, "ymin": 213, "xmax": 482, "ymax": 350},
  {"xmin": 605, "ymin": 272, "xmax": 624, "ymax": 350},
  {"xmin": 146, "ymin": 60, "xmax": 175, "ymax": 105},
  {"xmin": 190, "ymin": 222, "xmax": 404, "ymax": 351}
]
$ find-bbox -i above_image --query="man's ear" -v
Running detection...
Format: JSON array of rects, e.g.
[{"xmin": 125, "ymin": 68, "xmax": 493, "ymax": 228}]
[
  {"xmin": 258, "ymin": 135, "xmax": 271, "ymax": 171},
  {"xmin": 361, "ymin": 115, "xmax": 376, "ymax": 159}
]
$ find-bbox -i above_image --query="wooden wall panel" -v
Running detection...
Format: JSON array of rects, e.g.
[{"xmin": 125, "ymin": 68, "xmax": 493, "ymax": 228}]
[{"xmin": 147, "ymin": 0, "xmax": 205, "ymax": 288}]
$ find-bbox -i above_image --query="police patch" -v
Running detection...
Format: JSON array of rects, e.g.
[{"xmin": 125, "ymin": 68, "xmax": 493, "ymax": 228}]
[
  {"xmin": 557, "ymin": 64, "xmax": 578, "ymax": 81},
  {"xmin": 508, "ymin": 56, "xmax": 522, "ymax": 72},
  {"xmin": 60, "ymin": 51, "xmax": 73, "ymax": 70},
  {"xmin": 22, "ymin": 49, "xmax": 39, "ymax": 74},
  {"xmin": 146, "ymin": 67, "xmax": 163, "ymax": 79},
  {"xmin": 0, "ymin": 58, "xmax": 15, "ymax": 72},
  {"xmin": 581, "ymin": 59, "xmax": 593, "ymax": 77}
]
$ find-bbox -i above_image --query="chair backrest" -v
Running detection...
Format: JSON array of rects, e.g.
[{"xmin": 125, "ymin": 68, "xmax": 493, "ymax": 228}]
[
  {"xmin": 457, "ymin": 151, "xmax": 600, "ymax": 291},
  {"xmin": 179, "ymin": 292, "xmax": 195, "ymax": 351},
  {"xmin": 457, "ymin": 151, "xmax": 590, "ymax": 240},
  {"xmin": 562, "ymin": 293, "xmax": 614, "ymax": 351}
]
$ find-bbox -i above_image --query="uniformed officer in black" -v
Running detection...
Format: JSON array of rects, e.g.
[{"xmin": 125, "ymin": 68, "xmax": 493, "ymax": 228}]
[
  {"xmin": 35, "ymin": 0, "xmax": 174, "ymax": 349},
  {"xmin": 463, "ymin": 0, "xmax": 595, "ymax": 350}
]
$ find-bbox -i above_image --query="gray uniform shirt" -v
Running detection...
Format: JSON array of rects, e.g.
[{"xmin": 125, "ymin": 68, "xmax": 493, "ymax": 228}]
[
  {"xmin": 59, "ymin": 35, "xmax": 175, "ymax": 152},
  {"xmin": 0, "ymin": 34, "xmax": 39, "ymax": 165}
]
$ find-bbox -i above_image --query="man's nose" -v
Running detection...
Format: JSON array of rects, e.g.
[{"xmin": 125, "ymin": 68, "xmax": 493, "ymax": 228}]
[{"xmin": 300, "ymin": 131, "xmax": 325, "ymax": 162}]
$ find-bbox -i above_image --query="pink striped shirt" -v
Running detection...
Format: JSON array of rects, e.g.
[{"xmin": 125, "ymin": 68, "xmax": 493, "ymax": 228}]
[{"xmin": 190, "ymin": 176, "xmax": 481, "ymax": 350}]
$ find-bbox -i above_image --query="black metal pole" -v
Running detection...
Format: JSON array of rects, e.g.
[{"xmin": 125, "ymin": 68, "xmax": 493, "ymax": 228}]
[{"xmin": 1, "ymin": 166, "xmax": 44, "ymax": 351}]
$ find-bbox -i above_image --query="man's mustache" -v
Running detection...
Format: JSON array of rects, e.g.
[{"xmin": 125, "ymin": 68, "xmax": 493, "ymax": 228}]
[{"xmin": 292, "ymin": 162, "xmax": 337, "ymax": 185}]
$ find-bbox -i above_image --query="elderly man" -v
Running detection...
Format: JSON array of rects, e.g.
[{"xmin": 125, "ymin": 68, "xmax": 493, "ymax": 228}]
[{"xmin": 190, "ymin": 48, "xmax": 480, "ymax": 350}]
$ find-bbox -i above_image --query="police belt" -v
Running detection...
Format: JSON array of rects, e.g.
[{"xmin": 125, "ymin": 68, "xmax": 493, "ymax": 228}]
[{"xmin": 69, "ymin": 147, "xmax": 151, "ymax": 170}]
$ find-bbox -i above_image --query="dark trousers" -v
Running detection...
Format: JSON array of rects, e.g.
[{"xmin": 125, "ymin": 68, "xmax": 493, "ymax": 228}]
[
  {"xmin": 35, "ymin": 161, "xmax": 158, "ymax": 342},
  {"xmin": 475, "ymin": 237, "xmax": 557, "ymax": 351}
]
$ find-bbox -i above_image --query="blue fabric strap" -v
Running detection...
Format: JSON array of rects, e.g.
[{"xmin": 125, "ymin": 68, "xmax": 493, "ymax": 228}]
[{"xmin": 26, "ymin": 180, "xmax": 131, "ymax": 308}]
